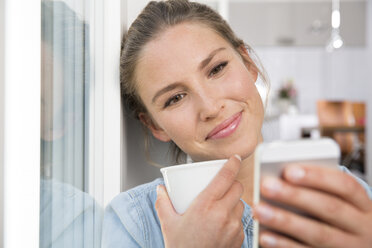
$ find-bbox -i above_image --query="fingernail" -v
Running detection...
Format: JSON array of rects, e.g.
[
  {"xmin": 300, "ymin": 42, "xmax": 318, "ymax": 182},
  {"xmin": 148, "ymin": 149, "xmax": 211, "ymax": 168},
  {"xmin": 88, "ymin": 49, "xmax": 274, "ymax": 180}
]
[
  {"xmin": 261, "ymin": 233, "xmax": 277, "ymax": 247},
  {"xmin": 262, "ymin": 177, "xmax": 282, "ymax": 194},
  {"xmin": 256, "ymin": 204, "xmax": 274, "ymax": 221},
  {"xmin": 234, "ymin": 154, "xmax": 241, "ymax": 161},
  {"xmin": 287, "ymin": 167, "xmax": 305, "ymax": 181},
  {"xmin": 252, "ymin": 204, "xmax": 259, "ymax": 220}
]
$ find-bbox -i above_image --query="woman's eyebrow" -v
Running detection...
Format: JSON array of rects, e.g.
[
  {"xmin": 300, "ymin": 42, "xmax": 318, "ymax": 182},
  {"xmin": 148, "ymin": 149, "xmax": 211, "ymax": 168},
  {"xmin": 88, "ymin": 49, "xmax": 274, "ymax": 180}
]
[
  {"xmin": 198, "ymin": 47, "xmax": 226, "ymax": 71},
  {"xmin": 152, "ymin": 82, "xmax": 184, "ymax": 104}
]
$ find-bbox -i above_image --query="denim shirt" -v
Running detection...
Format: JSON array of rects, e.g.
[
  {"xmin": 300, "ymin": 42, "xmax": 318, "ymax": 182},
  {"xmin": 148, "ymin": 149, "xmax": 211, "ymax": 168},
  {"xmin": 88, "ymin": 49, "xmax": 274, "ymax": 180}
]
[{"xmin": 102, "ymin": 166, "xmax": 372, "ymax": 248}]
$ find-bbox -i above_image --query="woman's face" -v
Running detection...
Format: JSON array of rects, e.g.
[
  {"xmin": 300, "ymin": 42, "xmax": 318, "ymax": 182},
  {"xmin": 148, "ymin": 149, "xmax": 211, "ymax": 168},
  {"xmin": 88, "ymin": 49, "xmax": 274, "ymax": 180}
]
[{"xmin": 136, "ymin": 23, "xmax": 264, "ymax": 162}]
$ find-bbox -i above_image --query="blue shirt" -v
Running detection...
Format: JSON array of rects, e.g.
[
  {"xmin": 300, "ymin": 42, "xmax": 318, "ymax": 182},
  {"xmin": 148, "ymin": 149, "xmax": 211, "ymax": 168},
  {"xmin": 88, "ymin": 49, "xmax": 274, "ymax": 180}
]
[{"xmin": 102, "ymin": 167, "xmax": 372, "ymax": 248}]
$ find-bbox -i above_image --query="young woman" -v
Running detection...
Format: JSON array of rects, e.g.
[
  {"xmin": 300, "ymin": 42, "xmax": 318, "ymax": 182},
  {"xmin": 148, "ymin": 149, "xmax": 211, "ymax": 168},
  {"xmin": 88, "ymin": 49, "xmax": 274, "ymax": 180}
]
[{"xmin": 102, "ymin": 1, "xmax": 372, "ymax": 247}]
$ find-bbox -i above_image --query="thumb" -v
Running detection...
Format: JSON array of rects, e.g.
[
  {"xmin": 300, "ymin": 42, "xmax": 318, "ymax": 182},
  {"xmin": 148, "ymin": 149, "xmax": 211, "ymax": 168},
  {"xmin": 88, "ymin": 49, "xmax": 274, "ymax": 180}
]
[{"xmin": 155, "ymin": 185, "xmax": 179, "ymax": 222}]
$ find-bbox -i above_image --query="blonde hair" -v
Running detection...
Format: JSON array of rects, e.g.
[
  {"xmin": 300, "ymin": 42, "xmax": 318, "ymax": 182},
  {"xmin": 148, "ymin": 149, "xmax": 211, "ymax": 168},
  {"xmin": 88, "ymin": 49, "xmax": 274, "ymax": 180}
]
[{"xmin": 121, "ymin": 0, "xmax": 269, "ymax": 164}]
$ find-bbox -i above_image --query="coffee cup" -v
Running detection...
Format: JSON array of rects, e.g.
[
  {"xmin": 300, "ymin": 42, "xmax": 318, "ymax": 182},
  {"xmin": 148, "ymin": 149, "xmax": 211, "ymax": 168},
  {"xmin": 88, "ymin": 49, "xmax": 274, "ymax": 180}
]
[{"xmin": 160, "ymin": 159, "xmax": 227, "ymax": 214}]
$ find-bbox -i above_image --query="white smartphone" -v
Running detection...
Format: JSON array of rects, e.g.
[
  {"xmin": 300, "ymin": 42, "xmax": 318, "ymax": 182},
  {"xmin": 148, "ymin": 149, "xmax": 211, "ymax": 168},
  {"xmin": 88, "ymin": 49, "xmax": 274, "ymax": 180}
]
[{"xmin": 252, "ymin": 138, "xmax": 340, "ymax": 248}]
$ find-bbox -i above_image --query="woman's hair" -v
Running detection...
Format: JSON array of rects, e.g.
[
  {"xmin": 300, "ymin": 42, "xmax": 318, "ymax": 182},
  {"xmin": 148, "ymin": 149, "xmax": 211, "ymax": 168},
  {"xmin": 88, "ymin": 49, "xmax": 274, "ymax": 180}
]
[{"xmin": 121, "ymin": 0, "xmax": 269, "ymax": 164}]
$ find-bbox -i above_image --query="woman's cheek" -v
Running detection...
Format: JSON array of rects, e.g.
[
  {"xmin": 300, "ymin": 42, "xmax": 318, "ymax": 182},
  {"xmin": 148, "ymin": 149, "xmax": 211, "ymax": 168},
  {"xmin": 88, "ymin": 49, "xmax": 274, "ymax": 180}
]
[
  {"xmin": 161, "ymin": 112, "xmax": 193, "ymax": 137},
  {"xmin": 224, "ymin": 68, "xmax": 255, "ymax": 99}
]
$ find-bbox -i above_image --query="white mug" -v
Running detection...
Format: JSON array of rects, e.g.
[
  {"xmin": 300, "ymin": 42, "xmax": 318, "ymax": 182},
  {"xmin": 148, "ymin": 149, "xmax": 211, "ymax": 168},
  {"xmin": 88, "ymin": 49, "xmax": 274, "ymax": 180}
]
[{"xmin": 160, "ymin": 159, "xmax": 227, "ymax": 214}]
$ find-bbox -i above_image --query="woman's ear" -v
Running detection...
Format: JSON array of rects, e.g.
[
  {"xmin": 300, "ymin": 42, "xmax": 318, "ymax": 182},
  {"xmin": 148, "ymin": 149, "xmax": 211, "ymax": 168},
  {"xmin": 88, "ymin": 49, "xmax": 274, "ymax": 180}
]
[
  {"xmin": 138, "ymin": 113, "xmax": 171, "ymax": 142},
  {"xmin": 239, "ymin": 45, "xmax": 258, "ymax": 81}
]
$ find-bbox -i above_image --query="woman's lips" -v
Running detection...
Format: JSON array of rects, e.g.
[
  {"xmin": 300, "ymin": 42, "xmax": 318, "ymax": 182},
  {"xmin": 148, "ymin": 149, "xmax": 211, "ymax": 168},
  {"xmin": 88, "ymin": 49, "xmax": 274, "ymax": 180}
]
[{"xmin": 206, "ymin": 112, "xmax": 242, "ymax": 140}]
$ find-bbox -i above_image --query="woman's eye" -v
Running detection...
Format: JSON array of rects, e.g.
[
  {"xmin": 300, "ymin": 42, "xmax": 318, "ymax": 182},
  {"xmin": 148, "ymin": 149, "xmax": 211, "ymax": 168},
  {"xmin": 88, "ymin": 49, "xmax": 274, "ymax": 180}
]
[
  {"xmin": 164, "ymin": 93, "xmax": 186, "ymax": 108},
  {"xmin": 209, "ymin": 62, "xmax": 228, "ymax": 77}
]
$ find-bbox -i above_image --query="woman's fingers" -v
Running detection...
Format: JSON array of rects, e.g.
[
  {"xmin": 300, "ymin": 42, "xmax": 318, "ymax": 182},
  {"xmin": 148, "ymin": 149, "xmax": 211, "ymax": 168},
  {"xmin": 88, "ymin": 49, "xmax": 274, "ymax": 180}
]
[
  {"xmin": 254, "ymin": 203, "xmax": 358, "ymax": 248},
  {"xmin": 155, "ymin": 185, "xmax": 179, "ymax": 224},
  {"xmin": 260, "ymin": 176, "xmax": 362, "ymax": 233},
  {"xmin": 199, "ymin": 155, "xmax": 242, "ymax": 202},
  {"xmin": 220, "ymin": 180, "xmax": 244, "ymax": 210},
  {"xmin": 283, "ymin": 165, "xmax": 372, "ymax": 212},
  {"xmin": 259, "ymin": 231, "xmax": 311, "ymax": 248},
  {"xmin": 256, "ymin": 166, "xmax": 372, "ymax": 247},
  {"xmin": 232, "ymin": 200, "xmax": 245, "ymax": 219}
]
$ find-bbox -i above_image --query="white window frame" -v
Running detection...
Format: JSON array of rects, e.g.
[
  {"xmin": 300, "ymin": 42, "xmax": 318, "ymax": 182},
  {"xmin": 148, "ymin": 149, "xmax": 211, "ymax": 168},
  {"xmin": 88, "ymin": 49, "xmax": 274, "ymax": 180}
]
[
  {"xmin": 1, "ymin": 0, "xmax": 123, "ymax": 247},
  {"xmin": 2, "ymin": 0, "xmax": 40, "ymax": 247},
  {"xmin": 89, "ymin": 0, "xmax": 122, "ymax": 207},
  {"xmin": 102, "ymin": 0, "xmax": 122, "ymax": 206},
  {"xmin": 0, "ymin": 0, "xmax": 5, "ymax": 245}
]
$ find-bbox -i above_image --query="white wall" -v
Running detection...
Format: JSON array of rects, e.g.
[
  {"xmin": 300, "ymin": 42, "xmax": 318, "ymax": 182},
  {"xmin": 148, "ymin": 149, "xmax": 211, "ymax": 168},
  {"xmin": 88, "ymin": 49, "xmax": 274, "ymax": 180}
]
[
  {"xmin": 0, "ymin": 0, "xmax": 4, "ymax": 244},
  {"xmin": 255, "ymin": 47, "xmax": 370, "ymax": 112}
]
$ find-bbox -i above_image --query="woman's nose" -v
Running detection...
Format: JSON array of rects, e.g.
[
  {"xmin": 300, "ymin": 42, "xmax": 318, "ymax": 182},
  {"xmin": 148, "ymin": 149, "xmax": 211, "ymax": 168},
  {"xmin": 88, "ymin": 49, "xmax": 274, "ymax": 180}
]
[{"xmin": 198, "ymin": 93, "xmax": 224, "ymax": 122}]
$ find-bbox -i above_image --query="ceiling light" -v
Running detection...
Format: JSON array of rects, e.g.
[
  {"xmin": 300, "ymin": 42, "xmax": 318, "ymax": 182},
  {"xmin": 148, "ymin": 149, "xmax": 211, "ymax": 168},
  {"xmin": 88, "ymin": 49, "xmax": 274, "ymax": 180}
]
[{"xmin": 327, "ymin": 0, "xmax": 343, "ymax": 52}]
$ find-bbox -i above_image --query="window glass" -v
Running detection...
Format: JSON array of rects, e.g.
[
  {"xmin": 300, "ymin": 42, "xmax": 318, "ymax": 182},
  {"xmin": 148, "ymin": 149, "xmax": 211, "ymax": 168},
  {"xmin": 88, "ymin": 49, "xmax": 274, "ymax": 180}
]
[{"xmin": 40, "ymin": 1, "xmax": 102, "ymax": 247}]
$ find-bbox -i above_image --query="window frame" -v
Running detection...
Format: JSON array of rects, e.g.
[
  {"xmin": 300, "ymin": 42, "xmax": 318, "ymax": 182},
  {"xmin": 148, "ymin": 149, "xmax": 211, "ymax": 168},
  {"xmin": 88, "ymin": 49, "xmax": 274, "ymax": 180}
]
[
  {"xmin": 1, "ymin": 0, "xmax": 122, "ymax": 247},
  {"xmin": 88, "ymin": 0, "xmax": 122, "ymax": 207},
  {"xmin": 3, "ymin": 0, "xmax": 40, "ymax": 247}
]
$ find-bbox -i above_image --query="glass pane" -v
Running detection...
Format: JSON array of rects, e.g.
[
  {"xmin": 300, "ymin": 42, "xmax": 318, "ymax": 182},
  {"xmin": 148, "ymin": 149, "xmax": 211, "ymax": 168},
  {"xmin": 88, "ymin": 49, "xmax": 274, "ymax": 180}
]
[{"xmin": 40, "ymin": 1, "xmax": 102, "ymax": 247}]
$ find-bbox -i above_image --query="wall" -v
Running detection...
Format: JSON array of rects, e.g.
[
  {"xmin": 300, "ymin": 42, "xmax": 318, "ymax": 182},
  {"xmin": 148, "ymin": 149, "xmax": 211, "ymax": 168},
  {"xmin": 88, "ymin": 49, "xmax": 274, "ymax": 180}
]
[
  {"xmin": 255, "ymin": 47, "xmax": 370, "ymax": 112},
  {"xmin": 123, "ymin": 115, "xmax": 172, "ymax": 190},
  {"xmin": 0, "ymin": 0, "xmax": 4, "ymax": 244},
  {"xmin": 229, "ymin": 1, "xmax": 366, "ymax": 47}
]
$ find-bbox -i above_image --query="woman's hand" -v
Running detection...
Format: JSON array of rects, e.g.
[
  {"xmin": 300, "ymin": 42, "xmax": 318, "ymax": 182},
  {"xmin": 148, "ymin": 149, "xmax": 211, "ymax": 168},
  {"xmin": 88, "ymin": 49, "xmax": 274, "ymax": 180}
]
[
  {"xmin": 253, "ymin": 165, "xmax": 372, "ymax": 248},
  {"xmin": 155, "ymin": 155, "xmax": 245, "ymax": 248}
]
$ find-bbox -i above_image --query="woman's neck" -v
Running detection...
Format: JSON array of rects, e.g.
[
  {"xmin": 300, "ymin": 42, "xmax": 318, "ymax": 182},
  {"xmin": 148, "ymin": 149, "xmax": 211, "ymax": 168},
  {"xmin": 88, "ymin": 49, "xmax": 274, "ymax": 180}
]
[{"xmin": 236, "ymin": 154, "xmax": 255, "ymax": 206}]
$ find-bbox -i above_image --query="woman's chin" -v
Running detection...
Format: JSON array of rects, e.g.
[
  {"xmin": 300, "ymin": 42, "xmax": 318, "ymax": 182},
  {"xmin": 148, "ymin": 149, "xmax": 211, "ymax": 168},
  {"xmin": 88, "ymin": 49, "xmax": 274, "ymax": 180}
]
[
  {"xmin": 227, "ymin": 141, "xmax": 258, "ymax": 159},
  {"xmin": 188, "ymin": 136, "xmax": 261, "ymax": 162}
]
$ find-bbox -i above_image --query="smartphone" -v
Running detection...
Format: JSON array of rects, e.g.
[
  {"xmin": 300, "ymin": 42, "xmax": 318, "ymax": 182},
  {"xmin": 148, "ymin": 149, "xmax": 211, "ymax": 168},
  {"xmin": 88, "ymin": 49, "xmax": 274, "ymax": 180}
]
[{"xmin": 252, "ymin": 138, "xmax": 340, "ymax": 248}]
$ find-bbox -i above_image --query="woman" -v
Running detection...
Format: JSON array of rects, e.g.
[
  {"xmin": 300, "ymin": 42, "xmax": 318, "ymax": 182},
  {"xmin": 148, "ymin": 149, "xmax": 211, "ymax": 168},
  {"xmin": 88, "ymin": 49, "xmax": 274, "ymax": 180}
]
[{"xmin": 102, "ymin": 1, "xmax": 372, "ymax": 247}]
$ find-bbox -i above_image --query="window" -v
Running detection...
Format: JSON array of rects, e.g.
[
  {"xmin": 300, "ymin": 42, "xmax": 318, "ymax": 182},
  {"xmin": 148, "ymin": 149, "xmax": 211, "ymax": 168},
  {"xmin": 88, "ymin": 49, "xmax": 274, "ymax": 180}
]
[{"xmin": 39, "ymin": 1, "xmax": 121, "ymax": 247}]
